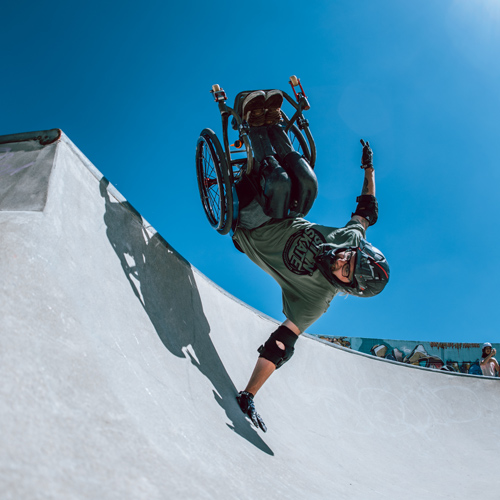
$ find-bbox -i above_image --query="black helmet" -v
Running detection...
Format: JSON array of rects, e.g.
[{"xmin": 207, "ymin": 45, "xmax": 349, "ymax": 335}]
[{"xmin": 315, "ymin": 239, "xmax": 390, "ymax": 297}]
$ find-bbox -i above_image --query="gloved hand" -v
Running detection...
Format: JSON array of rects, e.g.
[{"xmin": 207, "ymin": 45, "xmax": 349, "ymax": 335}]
[
  {"xmin": 236, "ymin": 391, "xmax": 267, "ymax": 432},
  {"xmin": 360, "ymin": 139, "xmax": 374, "ymax": 169}
]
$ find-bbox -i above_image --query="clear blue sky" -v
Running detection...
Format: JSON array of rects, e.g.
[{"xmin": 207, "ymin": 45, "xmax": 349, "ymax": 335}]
[{"xmin": 3, "ymin": 0, "xmax": 499, "ymax": 344}]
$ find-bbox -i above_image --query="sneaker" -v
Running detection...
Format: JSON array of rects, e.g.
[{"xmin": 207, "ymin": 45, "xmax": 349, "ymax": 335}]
[
  {"xmin": 264, "ymin": 90, "xmax": 283, "ymax": 125},
  {"xmin": 242, "ymin": 91, "xmax": 266, "ymax": 127}
]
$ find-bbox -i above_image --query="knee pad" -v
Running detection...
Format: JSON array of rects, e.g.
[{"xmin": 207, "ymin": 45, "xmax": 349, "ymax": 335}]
[
  {"xmin": 260, "ymin": 156, "xmax": 291, "ymax": 218},
  {"xmin": 352, "ymin": 194, "xmax": 378, "ymax": 226},
  {"xmin": 258, "ymin": 325, "xmax": 298, "ymax": 369},
  {"xmin": 283, "ymin": 152, "xmax": 318, "ymax": 216}
]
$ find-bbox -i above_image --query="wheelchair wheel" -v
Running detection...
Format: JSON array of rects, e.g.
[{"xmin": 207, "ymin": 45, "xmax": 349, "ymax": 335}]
[
  {"xmin": 286, "ymin": 123, "xmax": 311, "ymax": 164},
  {"xmin": 195, "ymin": 128, "xmax": 233, "ymax": 235},
  {"xmin": 281, "ymin": 111, "xmax": 316, "ymax": 168}
]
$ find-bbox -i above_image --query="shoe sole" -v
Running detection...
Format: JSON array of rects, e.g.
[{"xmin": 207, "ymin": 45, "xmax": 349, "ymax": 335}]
[
  {"xmin": 265, "ymin": 90, "xmax": 283, "ymax": 109},
  {"xmin": 242, "ymin": 91, "xmax": 266, "ymax": 113}
]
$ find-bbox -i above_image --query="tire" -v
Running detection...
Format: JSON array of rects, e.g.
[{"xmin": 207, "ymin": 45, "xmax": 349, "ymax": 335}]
[
  {"xmin": 280, "ymin": 112, "xmax": 314, "ymax": 167},
  {"xmin": 286, "ymin": 123, "xmax": 311, "ymax": 163},
  {"xmin": 195, "ymin": 128, "xmax": 233, "ymax": 234}
]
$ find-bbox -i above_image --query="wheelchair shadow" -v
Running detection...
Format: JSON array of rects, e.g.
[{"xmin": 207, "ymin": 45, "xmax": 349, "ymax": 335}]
[{"xmin": 99, "ymin": 178, "xmax": 273, "ymax": 455}]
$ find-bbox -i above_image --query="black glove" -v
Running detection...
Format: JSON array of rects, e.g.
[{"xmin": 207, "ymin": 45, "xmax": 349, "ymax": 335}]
[
  {"xmin": 360, "ymin": 139, "xmax": 373, "ymax": 169},
  {"xmin": 236, "ymin": 391, "xmax": 267, "ymax": 432}
]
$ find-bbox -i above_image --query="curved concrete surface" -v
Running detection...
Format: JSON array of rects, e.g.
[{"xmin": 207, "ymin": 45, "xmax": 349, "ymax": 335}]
[{"xmin": 1, "ymin": 131, "xmax": 499, "ymax": 499}]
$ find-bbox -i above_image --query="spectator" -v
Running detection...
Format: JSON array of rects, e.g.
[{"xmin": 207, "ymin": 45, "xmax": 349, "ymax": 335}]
[{"xmin": 479, "ymin": 343, "xmax": 499, "ymax": 377}]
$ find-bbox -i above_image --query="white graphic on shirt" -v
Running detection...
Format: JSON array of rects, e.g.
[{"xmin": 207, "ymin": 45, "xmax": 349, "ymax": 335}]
[{"xmin": 283, "ymin": 227, "xmax": 326, "ymax": 276}]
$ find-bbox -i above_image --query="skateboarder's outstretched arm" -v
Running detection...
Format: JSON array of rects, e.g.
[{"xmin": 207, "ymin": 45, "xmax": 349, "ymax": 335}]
[{"xmin": 350, "ymin": 139, "xmax": 377, "ymax": 231}]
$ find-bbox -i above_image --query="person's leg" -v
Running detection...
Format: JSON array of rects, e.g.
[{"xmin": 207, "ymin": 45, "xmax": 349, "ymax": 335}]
[
  {"xmin": 247, "ymin": 127, "xmax": 291, "ymax": 219},
  {"xmin": 265, "ymin": 123, "xmax": 294, "ymax": 159},
  {"xmin": 267, "ymin": 124, "xmax": 318, "ymax": 216},
  {"xmin": 247, "ymin": 126, "xmax": 275, "ymax": 162},
  {"xmin": 282, "ymin": 151, "xmax": 318, "ymax": 216},
  {"xmin": 259, "ymin": 156, "xmax": 291, "ymax": 218},
  {"xmin": 242, "ymin": 92, "xmax": 296, "ymax": 219}
]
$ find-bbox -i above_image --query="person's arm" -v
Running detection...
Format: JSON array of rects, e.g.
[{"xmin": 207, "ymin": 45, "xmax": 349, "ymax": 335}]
[
  {"xmin": 282, "ymin": 318, "xmax": 301, "ymax": 335},
  {"xmin": 244, "ymin": 319, "xmax": 301, "ymax": 396},
  {"xmin": 361, "ymin": 166, "xmax": 375, "ymax": 196},
  {"xmin": 480, "ymin": 348, "xmax": 496, "ymax": 365},
  {"xmin": 493, "ymin": 358, "xmax": 500, "ymax": 377},
  {"xmin": 350, "ymin": 140, "xmax": 377, "ymax": 231}
]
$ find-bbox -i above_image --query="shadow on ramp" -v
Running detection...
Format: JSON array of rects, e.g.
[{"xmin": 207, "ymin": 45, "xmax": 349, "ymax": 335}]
[{"xmin": 99, "ymin": 178, "xmax": 273, "ymax": 455}]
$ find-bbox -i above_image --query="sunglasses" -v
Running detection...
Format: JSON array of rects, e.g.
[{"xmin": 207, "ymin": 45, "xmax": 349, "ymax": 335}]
[{"xmin": 341, "ymin": 250, "xmax": 355, "ymax": 280}]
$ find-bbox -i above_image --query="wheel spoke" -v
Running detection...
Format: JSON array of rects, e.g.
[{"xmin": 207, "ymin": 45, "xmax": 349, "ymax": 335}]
[{"xmin": 200, "ymin": 143, "xmax": 221, "ymax": 223}]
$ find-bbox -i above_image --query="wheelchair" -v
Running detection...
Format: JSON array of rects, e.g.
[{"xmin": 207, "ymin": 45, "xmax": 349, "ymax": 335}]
[{"xmin": 195, "ymin": 75, "xmax": 316, "ymax": 235}]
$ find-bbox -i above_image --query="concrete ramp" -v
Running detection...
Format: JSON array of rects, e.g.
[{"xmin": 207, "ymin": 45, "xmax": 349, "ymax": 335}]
[{"xmin": 1, "ymin": 131, "xmax": 499, "ymax": 499}]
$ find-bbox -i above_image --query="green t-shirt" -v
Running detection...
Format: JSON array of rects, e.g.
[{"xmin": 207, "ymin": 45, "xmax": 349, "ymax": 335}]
[{"xmin": 233, "ymin": 217, "xmax": 366, "ymax": 332}]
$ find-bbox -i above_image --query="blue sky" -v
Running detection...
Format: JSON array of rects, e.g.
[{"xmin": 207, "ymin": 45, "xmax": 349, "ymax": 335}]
[{"xmin": 3, "ymin": 0, "xmax": 500, "ymax": 344}]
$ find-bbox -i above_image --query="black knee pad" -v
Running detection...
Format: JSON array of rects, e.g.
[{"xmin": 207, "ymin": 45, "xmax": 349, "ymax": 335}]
[
  {"xmin": 260, "ymin": 156, "xmax": 291, "ymax": 218},
  {"xmin": 352, "ymin": 194, "xmax": 378, "ymax": 226},
  {"xmin": 283, "ymin": 151, "xmax": 318, "ymax": 216},
  {"xmin": 258, "ymin": 325, "xmax": 298, "ymax": 369}
]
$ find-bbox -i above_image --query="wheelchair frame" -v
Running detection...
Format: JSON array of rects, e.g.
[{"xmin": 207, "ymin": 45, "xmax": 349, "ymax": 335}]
[{"xmin": 195, "ymin": 75, "xmax": 316, "ymax": 235}]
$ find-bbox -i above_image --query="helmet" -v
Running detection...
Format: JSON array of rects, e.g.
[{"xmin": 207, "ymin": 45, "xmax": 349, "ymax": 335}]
[
  {"xmin": 315, "ymin": 239, "xmax": 390, "ymax": 297},
  {"xmin": 482, "ymin": 342, "xmax": 492, "ymax": 350}
]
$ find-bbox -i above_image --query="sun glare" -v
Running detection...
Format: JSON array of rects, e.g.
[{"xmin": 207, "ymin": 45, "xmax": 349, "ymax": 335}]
[{"xmin": 446, "ymin": 0, "xmax": 500, "ymax": 74}]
